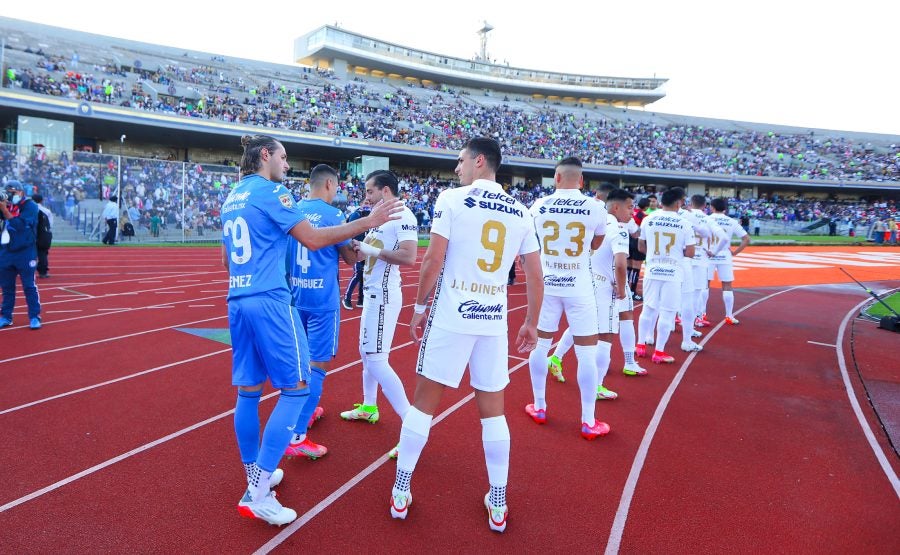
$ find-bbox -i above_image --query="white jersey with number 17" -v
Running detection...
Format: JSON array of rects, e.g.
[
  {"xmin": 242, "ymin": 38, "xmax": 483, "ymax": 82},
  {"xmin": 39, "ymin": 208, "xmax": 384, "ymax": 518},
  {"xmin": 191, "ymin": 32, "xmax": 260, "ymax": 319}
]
[{"xmin": 639, "ymin": 210, "xmax": 694, "ymax": 282}]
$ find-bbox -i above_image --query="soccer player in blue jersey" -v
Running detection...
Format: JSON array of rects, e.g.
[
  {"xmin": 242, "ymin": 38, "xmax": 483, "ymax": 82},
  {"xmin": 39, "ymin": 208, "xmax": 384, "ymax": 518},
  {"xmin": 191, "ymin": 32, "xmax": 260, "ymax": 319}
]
[
  {"xmin": 223, "ymin": 135, "xmax": 401, "ymax": 526},
  {"xmin": 284, "ymin": 164, "xmax": 357, "ymax": 460}
]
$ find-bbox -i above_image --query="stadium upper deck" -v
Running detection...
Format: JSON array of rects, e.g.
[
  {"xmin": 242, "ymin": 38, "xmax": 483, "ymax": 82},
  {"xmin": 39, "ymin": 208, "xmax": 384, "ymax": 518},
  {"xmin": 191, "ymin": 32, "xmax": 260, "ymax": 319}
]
[
  {"xmin": 1, "ymin": 16, "xmax": 898, "ymax": 196},
  {"xmin": 293, "ymin": 26, "xmax": 667, "ymax": 105}
]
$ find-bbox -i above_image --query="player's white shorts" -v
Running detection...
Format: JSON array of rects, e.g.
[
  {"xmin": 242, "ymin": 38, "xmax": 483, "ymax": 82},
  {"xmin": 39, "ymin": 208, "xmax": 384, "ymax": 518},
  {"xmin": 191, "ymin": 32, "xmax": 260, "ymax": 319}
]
[
  {"xmin": 708, "ymin": 261, "xmax": 735, "ymax": 283},
  {"xmin": 692, "ymin": 264, "xmax": 709, "ymax": 290},
  {"xmin": 416, "ymin": 328, "xmax": 508, "ymax": 392},
  {"xmin": 643, "ymin": 279, "xmax": 681, "ymax": 312},
  {"xmin": 595, "ymin": 286, "xmax": 619, "ymax": 334},
  {"xmin": 537, "ymin": 294, "xmax": 599, "ymax": 336},
  {"xmin": 360, "ymin": 300, "xmax": 402, "ymax": 354}
]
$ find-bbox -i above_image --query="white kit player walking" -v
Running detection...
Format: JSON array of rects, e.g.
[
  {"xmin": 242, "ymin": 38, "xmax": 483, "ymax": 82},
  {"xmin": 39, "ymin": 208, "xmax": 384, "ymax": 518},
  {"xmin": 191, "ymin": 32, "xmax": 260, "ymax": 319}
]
[
  {"xmin": 341, "ymin": 170, "xmax": 417, "ymax": 457},
  {"xmin": 390, "ymin": 137, "xmax": 543, "ymax": 532},
  {"xmin": 636, "ymin": 188, "xmax": 695, "ymax": 364},
  {"xmin": 526, "ymin": 157, "xmax": 609, "ymax": 440},
  {"xmin": 706, "ymin": 198, "xmax": 751, "ymax": 325},
  {"xmin": 689, "ymin": 195, "xmax": 729, "ymax": 329}
]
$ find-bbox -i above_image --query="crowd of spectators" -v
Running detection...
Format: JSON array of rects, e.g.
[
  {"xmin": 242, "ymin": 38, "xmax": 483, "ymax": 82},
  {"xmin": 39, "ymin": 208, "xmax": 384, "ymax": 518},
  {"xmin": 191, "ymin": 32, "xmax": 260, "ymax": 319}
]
[{"xmin": 3, "ymin": 42, "xmax": 899, "ymax": 184}]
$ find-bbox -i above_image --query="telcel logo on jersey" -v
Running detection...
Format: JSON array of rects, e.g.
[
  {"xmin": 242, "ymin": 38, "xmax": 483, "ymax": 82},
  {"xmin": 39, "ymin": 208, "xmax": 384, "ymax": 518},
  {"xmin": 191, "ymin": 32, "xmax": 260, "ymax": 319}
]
[
  {"xmin": 539, "ymin": 197, "xmax": 589, "ymax": 215},
  {"xmin": 464, "ymin": 190, "xmax": 521, "ymax": 216},
  {"xmin": 458, "ymin": 300, "xmax": 503, "ymax": 321}
]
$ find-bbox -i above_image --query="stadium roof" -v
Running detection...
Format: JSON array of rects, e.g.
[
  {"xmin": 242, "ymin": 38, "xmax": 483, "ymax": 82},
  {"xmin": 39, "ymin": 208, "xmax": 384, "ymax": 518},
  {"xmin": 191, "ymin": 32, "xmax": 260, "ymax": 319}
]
[{"xmin": 294, "ymin": 26, "xmax": 667, "ymax": 106}]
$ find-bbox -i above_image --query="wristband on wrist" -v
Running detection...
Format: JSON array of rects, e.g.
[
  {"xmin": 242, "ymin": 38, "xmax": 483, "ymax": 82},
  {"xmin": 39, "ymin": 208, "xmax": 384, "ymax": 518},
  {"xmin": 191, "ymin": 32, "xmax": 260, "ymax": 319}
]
[
  {"xmin": 413, "ymin": 303, "xmax": 427, "ymax": 314},
  {"xmin": 357, "ymin": 242, "xmax": 382, "ymax": 258}
]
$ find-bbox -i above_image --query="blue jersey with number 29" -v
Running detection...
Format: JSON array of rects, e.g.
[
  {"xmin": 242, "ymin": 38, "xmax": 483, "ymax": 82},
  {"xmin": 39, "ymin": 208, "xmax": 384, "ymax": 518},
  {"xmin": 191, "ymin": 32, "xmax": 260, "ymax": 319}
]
[
  {"xmin": 221, "ymin": 174, "xmax": 305, "ymax": 302},
  {"xmin": 287, "ymin": 198, "xmax": 349, "ymax": 311}
]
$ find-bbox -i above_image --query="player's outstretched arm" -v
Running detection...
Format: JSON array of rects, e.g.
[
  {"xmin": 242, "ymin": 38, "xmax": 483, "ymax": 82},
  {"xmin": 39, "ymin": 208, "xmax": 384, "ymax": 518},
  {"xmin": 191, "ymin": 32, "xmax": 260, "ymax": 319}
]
[
  {"xmin": 410, "ymin": 233, "xmax": 448, "ymax": 342},
  {"xmin": 290, "ymin": 198, "xmax": 403, "ymax": 250},
  {"xmin": 515, "ymin": 250, "xmax": 543, "ymax": 353}
]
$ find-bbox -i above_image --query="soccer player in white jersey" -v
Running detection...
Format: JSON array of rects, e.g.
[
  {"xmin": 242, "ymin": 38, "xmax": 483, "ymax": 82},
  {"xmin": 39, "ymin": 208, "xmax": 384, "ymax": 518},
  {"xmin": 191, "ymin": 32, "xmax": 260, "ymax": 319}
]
[
  {"xmin": 341, "ymin": 171, "xmax": 417, "ymax": 447},
  {"xmin": 636, "ymin": 188, "xmax": 695, "ymax": 364},
  {"xmin": 391, "ymin": 137, "xmax": 543, "ymax": 532},
  {"xmin": 547, "ymin": 183, "xmax": 644, "ymax": 386},
  {"xmin": 689, "ymin": 195, "xmax": 729, "ymax": 329},
  {"xmin": 676, "ymin": 201, "xmax": 710, "ymax": 352},
  {"xmin": 527, "ymin": 157, "xmax": 609, "ymax": 440},
  {"xmin": 706, "ymin": 198, "xmax": 750, "ymax": 325}
]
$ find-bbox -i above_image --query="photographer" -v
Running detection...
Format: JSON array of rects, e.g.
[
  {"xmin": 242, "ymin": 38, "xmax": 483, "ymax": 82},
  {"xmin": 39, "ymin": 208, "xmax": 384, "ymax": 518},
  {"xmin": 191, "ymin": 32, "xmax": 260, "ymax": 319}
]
[{"xmin": 0, "ymin": 181, "xmax": 43, "ymax": 329}]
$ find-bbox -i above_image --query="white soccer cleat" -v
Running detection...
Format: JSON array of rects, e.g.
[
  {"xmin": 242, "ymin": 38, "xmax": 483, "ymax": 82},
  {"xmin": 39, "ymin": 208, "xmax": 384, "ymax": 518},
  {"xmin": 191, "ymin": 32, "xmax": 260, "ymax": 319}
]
[
  {"xmin": 237, "ymin": 490, "xmax": 297, "ymax": 526},
  {"xmin": 268, "ymin": 468, "xmax": 284, "ymax": 489},
  {"xmin": 390, "ymin": 488, "xmax": 412, "ymax": 519},
  {"xmin": 681, "ymin": 341, "xmax": 703, "ymax": 352},
  {"xmin": 484, "ymin": 493, "xmax": 508, "ymax": 532}
]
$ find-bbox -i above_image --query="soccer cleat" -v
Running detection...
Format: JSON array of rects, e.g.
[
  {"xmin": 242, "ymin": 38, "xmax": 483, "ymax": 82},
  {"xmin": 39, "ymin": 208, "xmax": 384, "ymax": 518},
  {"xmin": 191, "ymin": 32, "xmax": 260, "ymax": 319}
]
[
  {"xmin": 388, "ymin": 445, "xmax": 399, "ymax": 459},
  {"xmin": 0, "ymin": 317, "xmax": 12, "ymax": 328},
  {"xmin": 284, "ymin": 438, "xmax": 328, "ymax": 460},
  {"xmin": 651, "ymin": 350, "xmax": 675, "ymax": 364},
  {"xmin": 695, "ymin": 315, "xmax": 711, "ymax": 328},
  {"xmin": 547, "ymin": 355, "xmax": 566, "ymax": 383},
  {"xmin": 635, "ymin": 343, "xmax": 648, "ymax": 358},
  {"xmin": 237, "ymin": 490, "xmax": 297, "ymax": 526},
  {"xmin": 340, "ymin": 403, "xmax": 379, "ymax": 423},
  {"xmin": 484, "ymin": 493, "xmax": 509, "ymax": 533},
  {"xmin": 725, "ymin": 316, "xmax": 741, "ymax": 325},
  {"xmin": 356, "ymin": 299, "xmax": 364, "ymax": 307},
  {"xmin": 29, "ymin": 317, "xmax": 41, "ymax": 330},
  {"xmin": 524, "ymin": 404, "xmax": 547, "ymax": 424},
  {"xmin": 691, "ymin": 329, "xmax": 703, "ymax": 338},
  {"xmin": 268, "ymin": 468, "xmax": 284, "ymax": 489},
  {"xmin": 581, "ymin": 419, "xmax": 611, "ymax": 440},
  {"xmin": 596, "ymin": 385, "xmax": 618, "ymax": 400},
  {"xmin": 623, "ymin": 365, "xmax": 648, "ymax": 376},
  {"xmin": 307, "ymin": 406, "xmax": 325, "ymax": 429},
  {"xmin": 341, "ymin": 297, "xmax": 354, "ymax": 310},
  {"xmin": 390, "ymin": 488, "xmax": 412, "ymax": 519},
  {"xmin": 632, "ymin": 293, "xmax": 643, "ymax": 302},
  {"xmin": 680, "ymin": 342, "xmax": 703, "ymax": 352}
]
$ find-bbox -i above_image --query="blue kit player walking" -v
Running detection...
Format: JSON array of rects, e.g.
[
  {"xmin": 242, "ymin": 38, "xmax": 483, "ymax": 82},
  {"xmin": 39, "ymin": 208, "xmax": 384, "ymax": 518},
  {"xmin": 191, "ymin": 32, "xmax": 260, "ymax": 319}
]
[
  {"xmin": 223, "ymin": 135, "xmax": 401, "ymax": 526},
  {"xmin": 284, "ymin": 164, "xmax": 356, "ymax": 460}
]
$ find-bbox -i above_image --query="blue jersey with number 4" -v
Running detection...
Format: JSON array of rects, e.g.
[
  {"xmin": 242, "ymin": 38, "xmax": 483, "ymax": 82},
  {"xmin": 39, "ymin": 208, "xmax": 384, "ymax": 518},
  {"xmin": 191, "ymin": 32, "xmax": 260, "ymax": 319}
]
[
  {"xmin": 221, "ymin": 174, "xmax": 305, "ymax": 302},
  {"xmin": 287, "ymin": 198, "xmax": 349, "ymax": 311}
]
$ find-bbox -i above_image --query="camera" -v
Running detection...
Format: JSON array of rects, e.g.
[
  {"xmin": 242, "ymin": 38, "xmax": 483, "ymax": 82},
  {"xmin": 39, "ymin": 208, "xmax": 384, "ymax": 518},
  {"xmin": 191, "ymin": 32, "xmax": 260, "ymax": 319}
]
[{"xmin": 0, "ymin": 190, "xmax": 7, "ymax": 202}]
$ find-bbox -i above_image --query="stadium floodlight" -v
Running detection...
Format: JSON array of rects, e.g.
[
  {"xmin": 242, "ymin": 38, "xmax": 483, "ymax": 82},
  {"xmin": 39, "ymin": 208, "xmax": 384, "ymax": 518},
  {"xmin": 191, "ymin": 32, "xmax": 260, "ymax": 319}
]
[{"xmin": 477, "ymin": 21, "xmax": 494, "ymax": 62}]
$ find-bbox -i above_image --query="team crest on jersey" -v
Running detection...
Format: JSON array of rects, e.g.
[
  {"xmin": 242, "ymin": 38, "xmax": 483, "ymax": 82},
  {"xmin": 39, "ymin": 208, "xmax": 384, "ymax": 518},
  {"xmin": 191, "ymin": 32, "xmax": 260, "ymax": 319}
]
[
  {"xmin": 468, "ymin": 188, "xmax": 483, "ymax": 197},
  {"xmin": 279, "ymin": 194, "xmax": 293, "ymax": 209}
]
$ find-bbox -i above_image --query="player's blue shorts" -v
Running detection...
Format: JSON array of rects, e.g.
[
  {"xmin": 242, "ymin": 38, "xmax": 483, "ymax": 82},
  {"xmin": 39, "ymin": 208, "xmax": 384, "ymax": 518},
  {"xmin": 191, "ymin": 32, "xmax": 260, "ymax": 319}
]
[
  {"xmin": 229, "ymin": 295, "xmax": 311, "ymax": 389},
  {"xmin": 299, "ymin": 309, "xmax": 340, "ymax": 362}
]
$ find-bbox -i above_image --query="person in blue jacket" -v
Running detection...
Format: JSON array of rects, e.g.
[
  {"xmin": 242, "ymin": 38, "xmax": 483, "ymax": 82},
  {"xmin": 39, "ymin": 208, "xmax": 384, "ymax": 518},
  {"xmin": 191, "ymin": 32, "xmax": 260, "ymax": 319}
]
[{"xmin": 0, "ymin": 180, "xmax": 42, "ymax": 329}]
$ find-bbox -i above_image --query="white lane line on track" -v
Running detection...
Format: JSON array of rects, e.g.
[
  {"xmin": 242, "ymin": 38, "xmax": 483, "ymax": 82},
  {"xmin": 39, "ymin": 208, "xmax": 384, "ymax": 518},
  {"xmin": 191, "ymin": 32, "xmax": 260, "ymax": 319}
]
[
  {"xmin": 188, "ymin": 305, "xmax": 216, "ymax": 308},
  {"xmin": 45, "ymin": 310, "xmax": 82, "ymax": 314},
  {"xmin": 0, "ymin": 349, "xmax": 232, "ymax": 416},
  {"xmin": 155, "ymin": 291, "xmax": 184, "ymax": 294},
  {"xmin": 0, "ymin": 331, "xmax": 426, "ymax": 513},
  {"xmin": 604, "ymin": 285, "xmax": 804, "ymax": 555},
  {"xmin": 835, "ymin": 291, "xmax": 900, "ymax": 500},
  {"xmin": 808, "ymin": 340, "xmax": 837, "ymax": 347},
  {"xmin": 0, "ymin": 316, "xmax": 226, "ymax": 364}
]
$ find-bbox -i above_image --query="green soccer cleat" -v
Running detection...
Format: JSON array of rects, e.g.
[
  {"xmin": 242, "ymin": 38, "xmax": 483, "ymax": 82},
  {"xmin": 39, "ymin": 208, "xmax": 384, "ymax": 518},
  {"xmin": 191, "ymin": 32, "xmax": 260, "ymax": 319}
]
[
  {"xmin": 547, "ymin": 355, "xmax": 565, "ymax": 383},
  {"xmin": 340, "ymin": 403, "xmax": 380, "ymax": 423}
]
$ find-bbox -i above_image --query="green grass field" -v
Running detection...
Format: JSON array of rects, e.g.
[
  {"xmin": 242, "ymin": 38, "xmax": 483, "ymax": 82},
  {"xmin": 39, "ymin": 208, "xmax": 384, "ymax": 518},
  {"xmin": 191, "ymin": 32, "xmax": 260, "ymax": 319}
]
[{"xmin": 863, "ymin": 292, "xmax": 900, "ymax": 318}]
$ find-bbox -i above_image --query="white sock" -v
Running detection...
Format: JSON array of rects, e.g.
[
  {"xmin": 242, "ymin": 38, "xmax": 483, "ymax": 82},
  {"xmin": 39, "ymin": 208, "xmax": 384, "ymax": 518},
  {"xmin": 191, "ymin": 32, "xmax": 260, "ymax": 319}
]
[
  {"xmin": 681, "ymin": 290, "xmax": 697, "ymax": 341},
  {"xmin": 595, "ymin": 340, "xmax": 612, "ymax": 385},
  {"xmin": 396, "ymin": 406, "xmax": 432, "ymax": 477},
  {"xmin": 481, "ymin": 416, "xmax": 510, "ymax": 490},
  {"xmin": 638, "ymin": 305, "xmax": 658, "ymax": 344},
  {"xmin": 619, "ymin": 321, "xmax": 636, "ymax": 366},
  {"xmin": 364, "ymin": 353, "xmax": 410, "ymax": 418},
  {"xmin": 695, "ymin": 288, "xmax": 707, "ymax": 320},
  {"xmin": 551, "ymin": 328, "xmax": 574, "ymax": 360},
  {"xmin": 700, "ymin": 288, "xmax": 710, "ymax": 317},
  {"xmin": 360, "ymin": 344, "xmax": 379, "ymax": 406},
  {"xmin": 574, "ymin": 344, "xmax": 598, "ymax": 423},
  {"xmin": 655, "ymin": 309, "xmax": 676, "ymax": 353},
  {"xmin": 723, "ymin": 290, "xmax": 735, "ymax": 318},
  {"xmin": 528, "ymin": 337, "xmax": 552, "ymax": 410}
]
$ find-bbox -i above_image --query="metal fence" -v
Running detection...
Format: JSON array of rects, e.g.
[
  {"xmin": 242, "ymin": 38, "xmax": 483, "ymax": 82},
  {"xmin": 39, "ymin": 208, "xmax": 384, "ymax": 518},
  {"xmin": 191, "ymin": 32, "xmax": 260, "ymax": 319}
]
[{"xmin": 1, "ymin": 142, "xmax": 240, "ymax": 242}]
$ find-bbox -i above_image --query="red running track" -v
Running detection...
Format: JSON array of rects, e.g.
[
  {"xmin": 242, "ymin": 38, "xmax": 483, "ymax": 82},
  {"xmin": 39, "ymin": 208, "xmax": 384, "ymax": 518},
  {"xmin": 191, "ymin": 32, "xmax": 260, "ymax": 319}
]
[{"xmin": 0, "ymin": 247, "xmax": 897, "ymax": 553}]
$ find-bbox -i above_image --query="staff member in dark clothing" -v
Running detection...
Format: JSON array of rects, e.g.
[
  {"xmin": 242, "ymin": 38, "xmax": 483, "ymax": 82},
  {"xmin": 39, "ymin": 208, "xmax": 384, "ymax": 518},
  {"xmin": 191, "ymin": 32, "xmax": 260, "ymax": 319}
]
[
  {"xmin": 101, "ymin": 195, "xmax": 119, "ymax": 245},
  {"xmin": 32, "ymin": 193, "xmax": 53, "ymax": 278},
  {"xmin": 0, "ymin": 181, "xmax": 42, "ymax": 329},
  {"xmin": 342, "ymin": 203, "xmax": 370, "ymax": 309}
]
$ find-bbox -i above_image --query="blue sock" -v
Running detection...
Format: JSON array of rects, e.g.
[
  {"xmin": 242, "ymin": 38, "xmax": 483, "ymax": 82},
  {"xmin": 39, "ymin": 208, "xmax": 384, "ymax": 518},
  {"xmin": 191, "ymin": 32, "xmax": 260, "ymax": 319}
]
[
  {"xmin": 256, "ymin": 387, "xmax": 309, "ymax": 472},
  {"xmin": 234, "ymin": 389, "xmax": 262, "ymax": 464},
  {"xmin": 294, "ymin": 366, "xmax": 326, "ymax": 436}
]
